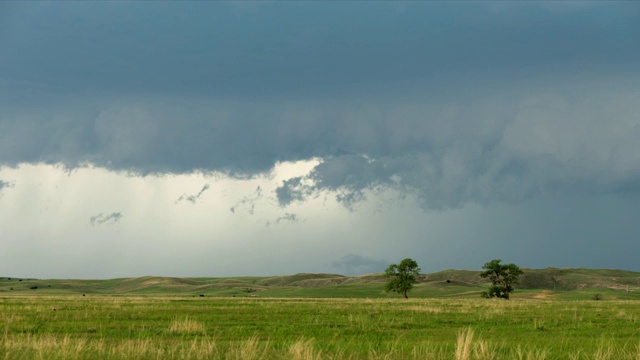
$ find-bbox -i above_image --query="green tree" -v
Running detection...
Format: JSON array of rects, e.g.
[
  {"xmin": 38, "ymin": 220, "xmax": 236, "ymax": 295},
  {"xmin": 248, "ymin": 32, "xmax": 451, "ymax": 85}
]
[
  {"xmin": 384, "ymin": 258, "xmax": 421, "ymax": 299},
  {"xmin": 479, "ymin": 259, "xmax": 523, "ymax": 300}
]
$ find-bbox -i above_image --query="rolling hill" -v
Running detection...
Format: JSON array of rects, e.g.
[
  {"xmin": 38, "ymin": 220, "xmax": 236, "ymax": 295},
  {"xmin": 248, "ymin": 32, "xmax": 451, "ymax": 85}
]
[{"xmin": 1, "ymin": 268, "xmax": 639, "ymax": 299}]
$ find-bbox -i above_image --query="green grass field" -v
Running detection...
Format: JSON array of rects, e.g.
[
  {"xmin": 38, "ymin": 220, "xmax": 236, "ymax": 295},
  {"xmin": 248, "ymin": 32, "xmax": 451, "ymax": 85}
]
[
  {"xmin": 0, "ymin": 296, "xmax": 638, "ymax": 359},
  {"xmin": 1, "ymin": 268, "xmax": 638, "ymax": 359}
]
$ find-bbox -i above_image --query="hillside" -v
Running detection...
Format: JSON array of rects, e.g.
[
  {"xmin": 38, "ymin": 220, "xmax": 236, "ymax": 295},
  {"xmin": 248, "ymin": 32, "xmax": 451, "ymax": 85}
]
[{"xmin": 1, "ymin": 268, "xmax": 639, "ymax": 299}]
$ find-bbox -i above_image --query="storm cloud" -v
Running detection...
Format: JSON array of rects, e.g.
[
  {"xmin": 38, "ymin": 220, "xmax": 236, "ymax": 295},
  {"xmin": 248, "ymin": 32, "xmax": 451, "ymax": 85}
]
[
  {"xmin": 2, "ymin": 2, "xmax": 639, "ymax": 189},
  {"xmin": 3, "ymin": 85, "xmax": 639, "ymax": 211},
  {"xmin": 1, "ymin": 2, "xmax": 640, "ymax": 277}
]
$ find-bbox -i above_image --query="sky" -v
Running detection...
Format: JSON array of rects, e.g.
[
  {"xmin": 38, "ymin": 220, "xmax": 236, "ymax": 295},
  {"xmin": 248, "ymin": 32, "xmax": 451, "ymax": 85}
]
[{"xmin": 1, "ymin": 1, "xmax": 639, "ymax": 279}]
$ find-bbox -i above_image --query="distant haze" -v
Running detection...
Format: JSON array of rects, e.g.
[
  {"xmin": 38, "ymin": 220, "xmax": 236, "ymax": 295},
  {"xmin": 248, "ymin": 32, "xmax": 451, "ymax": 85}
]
[{"xmin": 1, "ymin": 2, "xmax": 639, "ymax": 278}]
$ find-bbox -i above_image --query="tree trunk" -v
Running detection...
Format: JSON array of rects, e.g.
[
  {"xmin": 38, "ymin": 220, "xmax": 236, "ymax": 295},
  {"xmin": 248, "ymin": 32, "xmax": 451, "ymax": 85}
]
[{"xmin": 403, "ymin": 291, "xmax": 408, "ymax": 299}]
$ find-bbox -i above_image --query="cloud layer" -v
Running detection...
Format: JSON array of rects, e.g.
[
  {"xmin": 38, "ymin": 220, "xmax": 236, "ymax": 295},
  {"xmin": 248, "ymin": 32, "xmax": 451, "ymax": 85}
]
[
  {"xmin": 275, "ymin": 86, "xmax": 640, "ymax": 209},
  {"xmin": 2, "ymin": 2, "xmax": 639, "ymax": 210},
  {"xmin": 2, "ymin": 82, "xmax": 639, "ymax": 211}
]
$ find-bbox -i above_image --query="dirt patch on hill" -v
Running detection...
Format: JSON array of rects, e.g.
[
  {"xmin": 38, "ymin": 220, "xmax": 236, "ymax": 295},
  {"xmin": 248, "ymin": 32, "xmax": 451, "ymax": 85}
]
[{"xmin": 532, "ymin": 290, "xmax": 554, "ymax": 299}]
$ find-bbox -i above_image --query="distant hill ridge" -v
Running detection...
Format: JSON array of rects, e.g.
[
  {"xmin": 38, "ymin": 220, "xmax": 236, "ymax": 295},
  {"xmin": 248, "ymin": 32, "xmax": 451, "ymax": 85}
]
[
  {"xmin": 1, "ymin": 268, "xmax": 638, "ymax": 297},
  {"xmin": 424, "ymin": 268, "xmax": 640, "ymax": 291}
]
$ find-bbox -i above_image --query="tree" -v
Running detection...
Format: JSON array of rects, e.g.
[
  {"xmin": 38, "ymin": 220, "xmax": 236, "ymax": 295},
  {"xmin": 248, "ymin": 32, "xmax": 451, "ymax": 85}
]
[
  {"xmin": 479, "ymin": 259, "xmax": 523, "ymax": 300},
  {"xmin": 384, "ymin": 258, "xmax": 421, "ymax": 299}
]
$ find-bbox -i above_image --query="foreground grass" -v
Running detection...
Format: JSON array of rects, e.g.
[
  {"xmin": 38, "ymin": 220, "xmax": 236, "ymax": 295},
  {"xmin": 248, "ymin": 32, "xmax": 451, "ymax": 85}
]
[{"xmin": 0, "ymin": 296, "xmax": 638, "ymax": 359}]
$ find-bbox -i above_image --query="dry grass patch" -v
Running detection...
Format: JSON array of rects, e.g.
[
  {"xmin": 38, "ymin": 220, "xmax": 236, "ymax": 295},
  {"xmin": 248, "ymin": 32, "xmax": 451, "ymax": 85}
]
[
  {"xmin": 288, "ymin": 338, "xmax": 323, "ymax": 360},
  {"xmin": 455, "ymin": 327, "xmax": 474, "ymax": 360},
  {"xmin": 226, "ymin": 336, "xmax": 269, "ymax": 360},
  {"xmin": 168, "ymin": 316, "xmax": 206, "ymax": 334}
]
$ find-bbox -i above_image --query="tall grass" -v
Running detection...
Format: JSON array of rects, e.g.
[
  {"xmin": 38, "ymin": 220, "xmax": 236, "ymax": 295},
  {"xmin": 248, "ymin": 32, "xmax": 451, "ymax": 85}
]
[
  {"xmin": 0, "ymin": 296, "xmax": 638, "ymax": 359},
  {"xmin": 288, "ymin": 339, "xmax": 322, "ymax": 360},
  {"xmin": 455, "ymin": 327, "xmax": 474, "ymax": 360}
]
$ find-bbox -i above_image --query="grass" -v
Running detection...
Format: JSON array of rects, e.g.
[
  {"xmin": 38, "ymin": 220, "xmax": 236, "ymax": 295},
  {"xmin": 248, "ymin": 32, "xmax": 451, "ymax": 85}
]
[
  {"xmin": 0, "ymin": 295, "xmax": 639, "ymax": 359},
  {"xmin": 1, "ymin": 268, "xmax": 638, "ymax": 358}
]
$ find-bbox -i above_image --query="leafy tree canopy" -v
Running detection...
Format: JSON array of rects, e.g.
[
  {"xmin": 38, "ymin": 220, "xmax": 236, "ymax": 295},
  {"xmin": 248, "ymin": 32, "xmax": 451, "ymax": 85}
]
[
  {"xmin": 480, "ymin": 259, "xmax": 523, "ymax": 300},
  {"xmin": 384, "ymin": 258, "xmax": 421, "ymax": 299}
]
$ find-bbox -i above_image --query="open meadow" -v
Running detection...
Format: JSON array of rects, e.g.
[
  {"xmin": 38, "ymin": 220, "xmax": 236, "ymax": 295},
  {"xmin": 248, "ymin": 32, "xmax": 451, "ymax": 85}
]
[{"xmin": 1, "ymin": 295, "xmax": 639, "ymax": 359}]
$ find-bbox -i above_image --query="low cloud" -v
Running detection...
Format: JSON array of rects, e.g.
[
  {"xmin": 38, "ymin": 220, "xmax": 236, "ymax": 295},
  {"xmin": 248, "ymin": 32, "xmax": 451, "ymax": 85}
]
[
  {"xmin": 230, "ymin": 186, "xmax": 263, "ymax": 215},
  {"xmin": 275, "ymin": 177, "xmax": 315, "ymax": 207},
  {"xmin": 275, "ymin": 213, "xmax": 299, "ymax": 224},
  {"xmin": 265, "ymin": 212, "xmax": 300, "ymax": 227},
  {"xmin": 0, "ymin": 180, "xmax": 15, "ymax": 191},
  {"xmin": 176, "ymin": 183, "xmax": 210, "ymax": 204},
  {"xmin": 330, "ymin": 254, "xmax": 389, "ymax": 276},
  {"xmin": 89, "ymin": 212, "xmax": 123, "ymax": 226}
]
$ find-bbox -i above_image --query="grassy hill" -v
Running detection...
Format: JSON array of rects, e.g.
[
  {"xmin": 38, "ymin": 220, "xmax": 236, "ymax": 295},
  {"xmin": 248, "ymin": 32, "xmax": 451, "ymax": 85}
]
[{"xmin": 1, "ymin": 268, "xmax": 639, "ymax": 299}]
